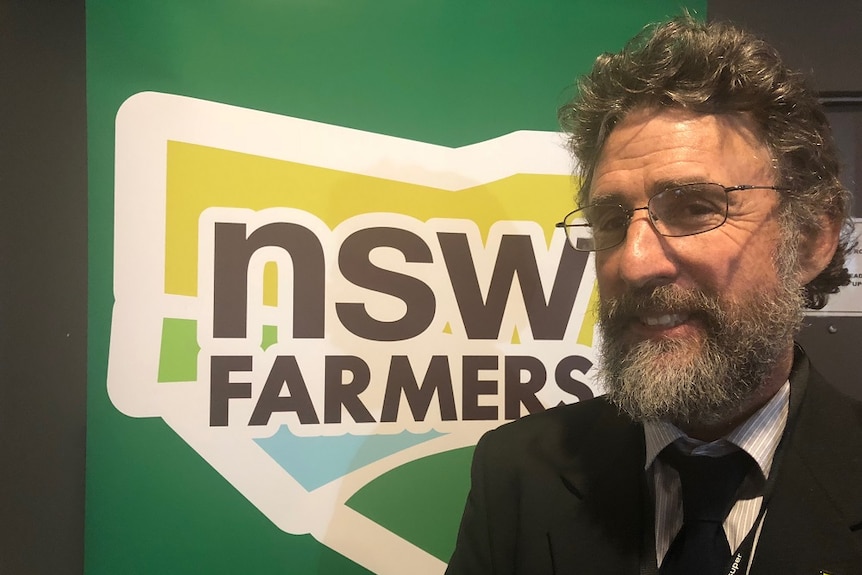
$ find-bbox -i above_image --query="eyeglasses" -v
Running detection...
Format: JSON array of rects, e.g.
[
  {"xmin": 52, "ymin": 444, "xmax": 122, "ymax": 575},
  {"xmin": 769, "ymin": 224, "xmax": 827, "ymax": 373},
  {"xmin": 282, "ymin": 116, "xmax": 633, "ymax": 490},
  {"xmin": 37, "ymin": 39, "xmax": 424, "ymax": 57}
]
[{"xmin": 555, "ymin": 182, "xmax": 788, "ymax": 252}]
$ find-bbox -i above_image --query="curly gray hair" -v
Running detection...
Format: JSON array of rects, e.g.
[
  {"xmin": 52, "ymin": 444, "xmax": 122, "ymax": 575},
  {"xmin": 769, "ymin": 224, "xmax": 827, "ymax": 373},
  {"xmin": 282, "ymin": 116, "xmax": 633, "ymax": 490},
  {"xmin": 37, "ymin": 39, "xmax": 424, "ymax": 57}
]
[{"xmin": 559, "ymin": 15, "xmax": 854, "ymax": 309}]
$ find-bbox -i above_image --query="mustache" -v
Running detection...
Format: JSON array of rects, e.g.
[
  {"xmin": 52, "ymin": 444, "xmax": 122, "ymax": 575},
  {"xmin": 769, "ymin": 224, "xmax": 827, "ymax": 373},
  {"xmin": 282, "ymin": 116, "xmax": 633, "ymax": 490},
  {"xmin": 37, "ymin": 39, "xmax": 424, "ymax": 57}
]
[{"xmin": 598, "ymin": 284, "xmax": 726, "ymax": 332}]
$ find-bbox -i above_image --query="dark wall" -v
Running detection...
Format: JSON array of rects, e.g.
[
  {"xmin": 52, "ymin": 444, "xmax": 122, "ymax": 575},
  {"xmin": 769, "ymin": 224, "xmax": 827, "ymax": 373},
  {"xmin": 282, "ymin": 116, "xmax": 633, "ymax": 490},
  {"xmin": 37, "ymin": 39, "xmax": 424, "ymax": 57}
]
[
  {"xmin": 0, "ymin": 1, "xmax": 88, "ymax": 573},
  {"xmin": 709, "ymin": 0, "xmax": 862, "ymax": 94}
]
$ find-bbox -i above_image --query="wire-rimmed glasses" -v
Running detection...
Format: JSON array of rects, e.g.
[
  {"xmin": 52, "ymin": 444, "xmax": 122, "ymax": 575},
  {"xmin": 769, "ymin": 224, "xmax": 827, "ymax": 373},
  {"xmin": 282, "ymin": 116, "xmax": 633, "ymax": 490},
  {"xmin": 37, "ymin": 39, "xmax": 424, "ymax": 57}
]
[{"xmin": 555, "ymin": 182, "xmax": 787, "ymax": 252}]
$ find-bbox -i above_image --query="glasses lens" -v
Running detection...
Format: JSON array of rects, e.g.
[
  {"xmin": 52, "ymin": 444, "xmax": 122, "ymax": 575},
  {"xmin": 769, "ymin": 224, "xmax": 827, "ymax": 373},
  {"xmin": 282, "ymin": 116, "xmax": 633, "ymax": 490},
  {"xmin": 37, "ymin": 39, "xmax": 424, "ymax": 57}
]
[
  {"xmin": 566, "ymin": 204, "xmax": 628, "ymax": 251},
  {"xmin": 649, "ymin": 183, "xmax": 728, "ymax": 237}
]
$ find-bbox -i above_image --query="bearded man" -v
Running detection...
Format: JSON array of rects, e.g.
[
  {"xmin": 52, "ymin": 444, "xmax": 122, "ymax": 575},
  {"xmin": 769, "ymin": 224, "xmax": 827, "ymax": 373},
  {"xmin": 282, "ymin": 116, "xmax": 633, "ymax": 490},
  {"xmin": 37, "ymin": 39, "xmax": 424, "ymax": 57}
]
[{"xmin": 446, "ymin": 16, "xmax": 862, "ymax": 575}]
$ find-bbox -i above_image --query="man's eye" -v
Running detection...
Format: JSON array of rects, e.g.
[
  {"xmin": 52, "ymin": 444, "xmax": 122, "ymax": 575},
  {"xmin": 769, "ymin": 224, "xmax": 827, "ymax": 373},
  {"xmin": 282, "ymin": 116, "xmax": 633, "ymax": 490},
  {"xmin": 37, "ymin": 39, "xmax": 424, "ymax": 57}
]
[
  {"xmin": 683, "ymin": 199, "xmax": 723, "ymax": 217},
  {"xmin": 590, "ymin": 210, "xmax": 627, "ymax": 231},
  {"xmin": 662, "ymin": 197, "xmax": 723, "ymax": 224}
]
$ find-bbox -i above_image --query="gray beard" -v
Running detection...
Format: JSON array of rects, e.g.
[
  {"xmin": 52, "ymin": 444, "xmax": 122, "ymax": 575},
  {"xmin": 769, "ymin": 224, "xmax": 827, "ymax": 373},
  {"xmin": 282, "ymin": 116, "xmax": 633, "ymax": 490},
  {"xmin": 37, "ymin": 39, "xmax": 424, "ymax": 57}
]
[{"xmin": 596, "ymin": 277, "xmax": 804, "ymax": 428}]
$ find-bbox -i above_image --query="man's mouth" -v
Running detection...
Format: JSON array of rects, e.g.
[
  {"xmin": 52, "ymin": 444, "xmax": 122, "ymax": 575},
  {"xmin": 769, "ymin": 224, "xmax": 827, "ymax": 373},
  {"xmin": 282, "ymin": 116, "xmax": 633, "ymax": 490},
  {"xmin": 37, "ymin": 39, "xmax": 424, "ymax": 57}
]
[{"xmin": 639, "ymin": 313, "xmax": 688, "ymax": 328}]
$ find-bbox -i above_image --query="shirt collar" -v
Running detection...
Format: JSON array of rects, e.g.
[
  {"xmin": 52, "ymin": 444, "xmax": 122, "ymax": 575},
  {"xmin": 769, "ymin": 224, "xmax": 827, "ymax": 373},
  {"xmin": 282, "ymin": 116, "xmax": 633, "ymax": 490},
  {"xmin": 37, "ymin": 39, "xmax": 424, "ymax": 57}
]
[{"xmin": 643, "ymin": 380, "xmax": 790, "ymax": 479}]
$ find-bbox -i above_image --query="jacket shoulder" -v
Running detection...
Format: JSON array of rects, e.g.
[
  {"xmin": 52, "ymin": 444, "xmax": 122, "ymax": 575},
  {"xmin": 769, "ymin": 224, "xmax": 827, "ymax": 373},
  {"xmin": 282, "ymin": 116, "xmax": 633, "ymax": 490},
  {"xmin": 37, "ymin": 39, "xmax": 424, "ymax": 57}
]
[{"xmin": 473, "ymin": 396, "xmax": 636, "ymax": 466}]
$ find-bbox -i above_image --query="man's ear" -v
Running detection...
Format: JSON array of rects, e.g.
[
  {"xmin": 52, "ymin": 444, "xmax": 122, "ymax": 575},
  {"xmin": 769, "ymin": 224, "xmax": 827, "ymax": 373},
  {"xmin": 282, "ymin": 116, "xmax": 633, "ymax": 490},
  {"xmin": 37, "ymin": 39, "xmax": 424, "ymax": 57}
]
[{"xmin": 797, "ymin": 216, "xmax": 841, "ymax": 285}]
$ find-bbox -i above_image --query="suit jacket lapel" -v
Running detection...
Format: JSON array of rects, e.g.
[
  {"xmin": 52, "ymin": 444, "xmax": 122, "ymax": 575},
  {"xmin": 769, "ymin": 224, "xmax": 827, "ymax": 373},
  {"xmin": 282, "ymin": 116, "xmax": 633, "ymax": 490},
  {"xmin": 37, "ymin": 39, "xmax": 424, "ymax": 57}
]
[
  {"xmin": 548, "ymin": 402, "xmax": 648, "ymax": 575},
  {"xmin": 538, "ymin": 349, "xmax": 862, "ymax": 575},
  {"xmin": 753, "ymin": 354, "xmax": 862, "ymax": 574}
]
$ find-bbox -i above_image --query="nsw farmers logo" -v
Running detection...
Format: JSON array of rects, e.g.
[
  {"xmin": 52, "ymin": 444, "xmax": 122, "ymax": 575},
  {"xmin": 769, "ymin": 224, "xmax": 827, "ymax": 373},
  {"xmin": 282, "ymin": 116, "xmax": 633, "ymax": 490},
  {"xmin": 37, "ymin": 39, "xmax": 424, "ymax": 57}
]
[{"xmin": 107, "ymin": 92, "xmax": 601, "ymax": 574}]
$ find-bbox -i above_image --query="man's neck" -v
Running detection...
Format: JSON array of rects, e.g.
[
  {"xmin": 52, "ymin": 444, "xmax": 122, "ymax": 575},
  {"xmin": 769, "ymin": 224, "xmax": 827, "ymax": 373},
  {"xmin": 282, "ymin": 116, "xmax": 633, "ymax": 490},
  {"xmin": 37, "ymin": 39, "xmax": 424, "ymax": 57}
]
[{"xmin": 676, "ymin": 348, "xmax": 794, "ymax": 442}]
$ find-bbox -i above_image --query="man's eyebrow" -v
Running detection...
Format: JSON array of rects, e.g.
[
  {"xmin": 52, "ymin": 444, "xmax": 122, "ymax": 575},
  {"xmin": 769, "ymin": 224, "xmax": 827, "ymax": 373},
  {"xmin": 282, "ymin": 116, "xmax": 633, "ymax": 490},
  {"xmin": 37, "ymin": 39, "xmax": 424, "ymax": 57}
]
[
  {"xmin": 586, "ymin": 191, "xmax": 627, "ymax": 206},
  {"xmin": 651, "ymin": 178, "xmax": 708, "ymax": 192},
  {"xmin": 589, "ymin": 179, "xmax": 711, "ymax": 205}
]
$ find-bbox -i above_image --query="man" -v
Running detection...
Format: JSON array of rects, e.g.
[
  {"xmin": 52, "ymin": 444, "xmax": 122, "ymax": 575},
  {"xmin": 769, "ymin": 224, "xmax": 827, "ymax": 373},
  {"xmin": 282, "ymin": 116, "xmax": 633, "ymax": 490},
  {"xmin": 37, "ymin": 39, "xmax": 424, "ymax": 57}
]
[{"xmin": 446, "ymin": 16, "xmax": 862, "ymax": 575}]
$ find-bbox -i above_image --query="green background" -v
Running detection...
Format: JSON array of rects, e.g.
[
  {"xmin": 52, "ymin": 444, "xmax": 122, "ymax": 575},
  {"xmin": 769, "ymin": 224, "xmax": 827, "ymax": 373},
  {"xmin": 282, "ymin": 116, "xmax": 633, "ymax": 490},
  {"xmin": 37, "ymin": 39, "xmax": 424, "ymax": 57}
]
[{"xmin": 85, "ymin": 1, "xmax": 704, "ymax": 573}]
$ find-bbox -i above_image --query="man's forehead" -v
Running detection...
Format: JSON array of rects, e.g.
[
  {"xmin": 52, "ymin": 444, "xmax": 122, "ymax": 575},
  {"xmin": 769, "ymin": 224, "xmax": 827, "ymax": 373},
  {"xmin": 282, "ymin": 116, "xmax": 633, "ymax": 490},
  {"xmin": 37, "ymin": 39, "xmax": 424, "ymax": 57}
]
[
  {"xmin": 610, "ymin": 107, "xmax": 766, "ymax": 150},
  {"xmin": 586, "ymin": 107, "xmax": 775, "ymax": 200}
]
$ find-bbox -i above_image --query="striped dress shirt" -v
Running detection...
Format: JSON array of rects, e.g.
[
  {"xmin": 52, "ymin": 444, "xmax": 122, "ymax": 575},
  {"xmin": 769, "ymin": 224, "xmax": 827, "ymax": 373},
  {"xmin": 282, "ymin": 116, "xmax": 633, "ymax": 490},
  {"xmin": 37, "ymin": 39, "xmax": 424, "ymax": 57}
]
[{"xmin": 643, "ymin": 381, "xmax": 790, "ymax": 568}]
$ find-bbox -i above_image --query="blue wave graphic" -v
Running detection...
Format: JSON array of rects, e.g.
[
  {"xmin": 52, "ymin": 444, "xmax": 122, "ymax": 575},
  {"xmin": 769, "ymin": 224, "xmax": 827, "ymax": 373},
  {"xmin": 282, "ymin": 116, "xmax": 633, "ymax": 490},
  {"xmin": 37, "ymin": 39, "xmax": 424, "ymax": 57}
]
[{"xmin": 254, "ymin": 426, "xmax": 445, "ymax": 491}]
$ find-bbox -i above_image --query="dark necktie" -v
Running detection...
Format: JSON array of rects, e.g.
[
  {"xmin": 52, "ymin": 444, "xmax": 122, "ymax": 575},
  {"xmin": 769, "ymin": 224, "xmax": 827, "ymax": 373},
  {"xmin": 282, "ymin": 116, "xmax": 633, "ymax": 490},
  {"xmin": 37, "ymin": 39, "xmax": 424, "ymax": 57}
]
[{"xmin": 658, "ymin": 447, "xmax": 753, "ymax": 575}]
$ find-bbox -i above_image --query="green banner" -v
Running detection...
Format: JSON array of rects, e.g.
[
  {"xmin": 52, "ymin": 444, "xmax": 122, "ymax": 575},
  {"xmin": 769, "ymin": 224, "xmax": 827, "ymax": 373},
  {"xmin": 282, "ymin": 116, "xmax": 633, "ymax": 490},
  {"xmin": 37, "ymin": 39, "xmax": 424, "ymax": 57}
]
[{"xmin": 86, "ymin": 2, "xmax": 704, "ymax": 573}]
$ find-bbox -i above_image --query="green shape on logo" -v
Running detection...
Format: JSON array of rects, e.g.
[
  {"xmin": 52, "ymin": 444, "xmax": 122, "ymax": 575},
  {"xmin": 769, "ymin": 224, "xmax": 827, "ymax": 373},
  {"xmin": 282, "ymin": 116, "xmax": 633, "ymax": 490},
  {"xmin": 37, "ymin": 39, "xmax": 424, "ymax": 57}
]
[
  {"xmin": 262, "ymin": 324, "xmax": 278, "ymax": 350},
  {"xmin": 157, "ymin": 318, "xmax": 200, "ymax": 383},
  {"xmin": 345, "ymin": 446, "xmax": 474, "ymax": 562}
]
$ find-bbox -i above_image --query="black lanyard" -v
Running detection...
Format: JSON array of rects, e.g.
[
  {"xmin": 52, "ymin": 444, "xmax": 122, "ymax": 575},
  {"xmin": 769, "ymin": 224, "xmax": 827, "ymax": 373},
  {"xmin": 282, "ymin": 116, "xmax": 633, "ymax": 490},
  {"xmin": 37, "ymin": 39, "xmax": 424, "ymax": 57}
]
[
  {"xmin": 640, "ymin": 349, "xmax": 809, "ymax": 575},
  {"xmin": 720, "ymin": 496, "xmax": 768, "ymax": 575},
  {"xmin": 719, "ymin": 351, "xmax": 808, "ymax": 575}
]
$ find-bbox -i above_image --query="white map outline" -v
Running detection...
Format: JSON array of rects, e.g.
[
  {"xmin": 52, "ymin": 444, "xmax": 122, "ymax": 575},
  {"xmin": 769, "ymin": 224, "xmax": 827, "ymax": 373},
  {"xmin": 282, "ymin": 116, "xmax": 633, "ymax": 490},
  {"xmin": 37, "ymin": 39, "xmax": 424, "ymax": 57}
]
[{"xmin": 109, "ymin": 91, "xmax": 598, "ymax": 574}]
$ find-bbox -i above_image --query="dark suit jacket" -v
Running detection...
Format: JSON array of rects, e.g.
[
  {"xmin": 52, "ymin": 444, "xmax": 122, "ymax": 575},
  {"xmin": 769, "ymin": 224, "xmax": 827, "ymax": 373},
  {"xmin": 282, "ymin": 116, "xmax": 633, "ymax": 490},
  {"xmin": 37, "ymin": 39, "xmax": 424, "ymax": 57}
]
[{"xmin": 446, "ymin": 349, "xmax": 862, "ymax": 575}]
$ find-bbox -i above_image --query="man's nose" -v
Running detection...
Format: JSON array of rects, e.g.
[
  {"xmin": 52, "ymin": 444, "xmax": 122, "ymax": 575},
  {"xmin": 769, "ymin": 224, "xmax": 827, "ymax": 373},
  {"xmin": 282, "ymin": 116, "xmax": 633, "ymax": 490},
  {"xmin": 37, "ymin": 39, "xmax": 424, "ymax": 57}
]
[{"xmin": 616, "ymin": 213, "xmax": 679, "ymax": 289}]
